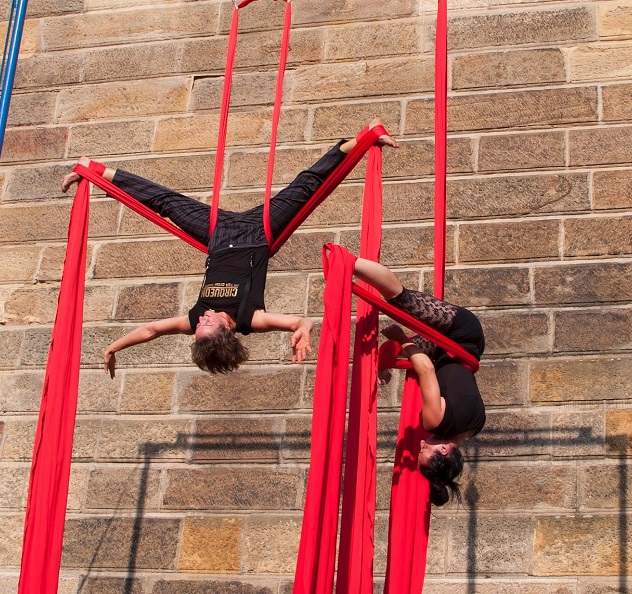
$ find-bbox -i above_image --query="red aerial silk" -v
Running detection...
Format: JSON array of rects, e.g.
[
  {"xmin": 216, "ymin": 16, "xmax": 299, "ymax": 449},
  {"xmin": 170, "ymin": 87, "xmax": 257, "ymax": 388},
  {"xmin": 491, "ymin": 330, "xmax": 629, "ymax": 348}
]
[{"xmin": 17, "ymin": 163, "xmax": 97, "ymax": 594}]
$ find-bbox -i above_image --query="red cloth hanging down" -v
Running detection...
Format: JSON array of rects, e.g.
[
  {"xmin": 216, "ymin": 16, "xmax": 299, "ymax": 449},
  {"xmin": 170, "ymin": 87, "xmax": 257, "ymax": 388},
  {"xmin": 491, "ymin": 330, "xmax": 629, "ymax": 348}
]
[
  {"xmin": 17, "ymin": 163, "xmax": 95, "ymax": 594},
  {"xmin": 336, "ymin": 145, "xmax": 383, "ymax": 594}
]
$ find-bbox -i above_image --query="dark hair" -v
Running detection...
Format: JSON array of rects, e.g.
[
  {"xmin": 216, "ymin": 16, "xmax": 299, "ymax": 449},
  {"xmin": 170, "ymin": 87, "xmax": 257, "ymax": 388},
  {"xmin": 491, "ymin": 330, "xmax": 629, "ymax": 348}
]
[
  {"xmin": 190, "ymin": 325, "xmax": 249, "ymax": 374},
  {"xmin": 420, "ymin": 447, "xmax": 464, "ymax": 507}
]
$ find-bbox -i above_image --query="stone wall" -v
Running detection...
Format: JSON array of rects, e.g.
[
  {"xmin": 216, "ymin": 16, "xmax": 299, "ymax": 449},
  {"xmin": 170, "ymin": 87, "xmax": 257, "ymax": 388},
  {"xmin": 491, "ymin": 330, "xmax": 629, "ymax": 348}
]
[{"xmin": 0, "ymin": 0, "xmax": 631, "ymax": 592}]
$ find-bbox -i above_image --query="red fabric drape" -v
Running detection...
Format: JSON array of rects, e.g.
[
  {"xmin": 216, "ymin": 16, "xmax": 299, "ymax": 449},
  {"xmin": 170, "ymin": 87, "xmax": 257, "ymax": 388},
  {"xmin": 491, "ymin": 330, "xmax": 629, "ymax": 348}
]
[{"xmin": 18, "ymin": 164, "xmax": 94, "ymax": 594}]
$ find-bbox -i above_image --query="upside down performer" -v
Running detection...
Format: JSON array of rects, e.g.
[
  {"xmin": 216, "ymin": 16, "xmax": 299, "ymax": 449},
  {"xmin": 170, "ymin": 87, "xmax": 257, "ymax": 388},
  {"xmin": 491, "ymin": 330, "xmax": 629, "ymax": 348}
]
[
  {"xmin": 61, "ymin": 120, "xmax": 399, "ymax": 377},
  {"xmin": 352, "ymin": 255, "xmax": 486, "ymax": 506}
]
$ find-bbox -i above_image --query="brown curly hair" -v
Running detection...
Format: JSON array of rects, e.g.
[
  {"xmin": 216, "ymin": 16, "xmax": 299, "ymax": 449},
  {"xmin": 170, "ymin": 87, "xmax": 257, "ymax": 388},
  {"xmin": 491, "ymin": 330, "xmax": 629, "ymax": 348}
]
[{"xmin": 190, "ymin": 325, "xmax": 249, "ymax": 374}]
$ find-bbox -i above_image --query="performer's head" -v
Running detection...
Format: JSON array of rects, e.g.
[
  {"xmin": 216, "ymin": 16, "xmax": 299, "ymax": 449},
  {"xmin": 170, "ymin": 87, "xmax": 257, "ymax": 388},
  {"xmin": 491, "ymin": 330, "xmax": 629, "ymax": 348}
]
[
  {"xmin": 190, "ymin": 311, "xmax": 249, "ymax": 374},
  {"xmin": 418, "ymin": 437, "xmax": 463, "ymax": 507}
]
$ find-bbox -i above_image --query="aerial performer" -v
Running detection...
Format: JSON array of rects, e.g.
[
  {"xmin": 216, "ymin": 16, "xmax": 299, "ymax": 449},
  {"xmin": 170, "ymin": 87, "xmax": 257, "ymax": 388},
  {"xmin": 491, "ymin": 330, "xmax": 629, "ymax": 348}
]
[
  {"xmin": 352, "ymin": 255, "xmax": 486, "ymax": 506},
  {"xmin": 61, "ymin": 119, "xmax": 399, "ymax": 377}
]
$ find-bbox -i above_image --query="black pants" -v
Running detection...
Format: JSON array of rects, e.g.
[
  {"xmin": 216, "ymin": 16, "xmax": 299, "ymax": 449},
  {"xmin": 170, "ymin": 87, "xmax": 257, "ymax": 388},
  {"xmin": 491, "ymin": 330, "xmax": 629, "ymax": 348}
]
[{"xmin": 111, "ymin": 142, "xmax": 347, "ymax": 251}]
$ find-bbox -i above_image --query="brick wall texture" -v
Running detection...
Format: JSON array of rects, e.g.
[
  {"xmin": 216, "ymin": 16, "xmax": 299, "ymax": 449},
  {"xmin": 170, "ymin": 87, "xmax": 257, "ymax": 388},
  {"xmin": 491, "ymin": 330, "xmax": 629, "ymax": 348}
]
[{"xmin": 0, "ymin": 0, "xmax": 631, "ymax": 592}]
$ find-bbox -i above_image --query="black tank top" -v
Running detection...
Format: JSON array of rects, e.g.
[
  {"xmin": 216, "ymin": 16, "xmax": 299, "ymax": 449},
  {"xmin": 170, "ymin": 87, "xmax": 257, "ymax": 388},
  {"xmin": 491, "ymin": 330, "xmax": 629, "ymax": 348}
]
[
  {"xmin": 188, "ymin": 245, "xmax": 269, "ymax": 335},
  {"xmin": 432, "ymin": 361, "xmax": 486, "ymax": 437}
]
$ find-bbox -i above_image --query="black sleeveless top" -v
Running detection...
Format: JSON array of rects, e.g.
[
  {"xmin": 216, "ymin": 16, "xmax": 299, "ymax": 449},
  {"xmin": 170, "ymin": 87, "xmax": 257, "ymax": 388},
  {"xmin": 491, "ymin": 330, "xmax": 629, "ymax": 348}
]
[
  {"xmin": 188, "ymin": 245, "xmax": 269, "ymax": 335},
  {"xmin": 432, "ymin": 360, "xmax": 486, "ymax": 437}
]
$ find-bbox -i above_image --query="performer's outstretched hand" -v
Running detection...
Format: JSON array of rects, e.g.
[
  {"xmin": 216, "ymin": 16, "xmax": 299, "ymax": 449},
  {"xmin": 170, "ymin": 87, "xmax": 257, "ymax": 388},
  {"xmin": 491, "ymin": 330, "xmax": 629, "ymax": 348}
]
[
  {"xmin": 104, "ymin": 346, "xmax": 117, "ymax": 379},
  {"xmin": 291, "ymin": 318, "xmax": 314, "ymax": 363}
]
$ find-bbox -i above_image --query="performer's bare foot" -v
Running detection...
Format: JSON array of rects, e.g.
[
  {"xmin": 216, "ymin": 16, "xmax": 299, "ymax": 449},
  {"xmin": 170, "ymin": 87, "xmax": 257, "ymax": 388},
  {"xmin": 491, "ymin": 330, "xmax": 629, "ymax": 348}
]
[
  {"xmin": 61, "ymin": 157, "xmax": 91, "ymax": 192},
  {"xmin": 370, "ymin": 118, "xmax": 400, "ymax": 148}
]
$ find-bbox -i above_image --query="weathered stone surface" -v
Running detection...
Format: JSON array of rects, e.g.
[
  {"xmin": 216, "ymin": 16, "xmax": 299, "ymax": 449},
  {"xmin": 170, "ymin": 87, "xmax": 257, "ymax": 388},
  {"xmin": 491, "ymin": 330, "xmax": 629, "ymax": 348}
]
[
  {"xmin": 453, "ymin": 48, "xmax": 566, "ymax": 90},
  {"xmin": 280, "ymin": 416, "xmax": 312, "ymax": 461},
  {"xmin": 0, "ymin": 246, "xmax": 40, "ymax": 282},
  {"xmin": 578, "ymin": 580, "xmax": 631, "ymax": 594},
  {"xmin": 554, "ymin": 309, "xmax": 632, "ymax": 352},
  {"xmin": 5, "ymin": 91, "xmax": 58, "ymax": 127},
  {"xmin": 291, "ymin": 58, "xmax": 434, "ymax": 103},
  {"xmin": 579, "ymin": 461, "xmax": 632, "ymax": 510},
  {"xmin": 534, "ymin": 262, "xmax": 632, "ymax": 305},
  {"xmin": 534, "ymin": 515, "xmax": 629, "ymax": 575},
  {"xmin": 311, "ymin": 102, "xmax": 400, "ymax": 142},
  {"xmin": 0, "ymin": 515, "xmax": 26, "ymax": 566},
  {"xmin": 479, "ymin": 311, "xmax": 550, "ymax": 355},
  {"xmin": 191, "ymin": 72, "xmax": 285, "ymax": 111},
  {"xmin": 80, "ymin": 577, "xmax": 144, "ymax": 594},
  {"xmin": 531, "ymin": 357, "xmax": 632, "ymax": 404},
  {"xmin": 97, "ymin": 419, "xmax": 192, "ymax": 460},
  {"xmin": 177, "ymin": 367, "xmax": 302, "ymax": 412},
  {"xmin": 41, "ymin": 4, "xmax": 220, "ymax": 50},
  {"xmin": 564, "ymin": 216, "xmax": 632, "ymax": 257},
  {"xmin": 163, "ymin": 468, "xmax": 302, "ymax": 510},
  {"xmin": 61, "ymin": 517, "xmax": 180, "ymax": 569},
  {"xmin": 603, "ymin": 83, "xmax": 632, "ymax": 122},
  {"xmin": 191, "ymin": 417, "xmax": 281, "ymax": 462},
  {"xmin": 153, "ymin": 580, "xmax": 275, "ymax": 594},
  {"xmin": 1, "ymin": 126, "xmax": 67, "ymax": 163},
  {"xmin": 552, "ymin": 409, "xmax": 605, "ymax": 458},
  {"xmin": 599, "ymin": 4, "xmax": 632, "ymax": 40},
  {"xmin": 114, "ymin": 283, "xmax": 180, "ymax": 321},
  {"xmin": 179, "ymin": 516, "xmax": 243, "ymax": 572},
  {"xmin": 570, "ymin": 44, "xmax": 632, "ymax": 82},
  {"xmin": 0, "ymin": 371, "xmax": 44, "ymax": 413},
  {"xmin": 68, "ymin": 120, "xmax": 154, "ymax": 157},
  {"xmin": 72, "ymin": 420, "xmax": 101, "ymax": 460},
  {"xmin": 243, "ymin": 515, "xmax": 301, "ymax": 573},
  {"xmin": 0, "ymin": 466, "xmax": 28, "ymax": 508},
  {"xmin": 449, "ymin": 515, "xmax": 533, "ymax": 573},
  {"xmin": 27, "ymin": 0, "xmax": 82, "ymax": 17},
  {"xmin": 478, "ymin": 131, "xmax": 566, "ymax": 173},
  {"xmin": 422, "ymin": 581, "xmax": 576, "ymax": 594},
  {"xmin": 571, "ymin": 126, "xmax": 632, "ymax": 166},
  {"xmin": 14, "ymin": 51, "xmax": 83, "ymax": 90},
  {"xmin": 0, "ymin": 330, "xmax": 24, "ymax": 369},
  {"xmin": 1, "ymin": 419, "xmax": 37, "ymax": 460},
  {"xmin": 381, "ymin": 138, "xmax": 473, "ymax": 177},
  {"xmin": 291, "ymin": 0, "xmax": 413, "ymax": 26},
  {"xmin": 460, "ymin": 462, "xmax": 577, "ymax": 510},
  {"xmin": 85, "ymin": 466, "xmax": 162, "ymax": 510},
  {"xmin": 56, "ymin": 78, "xmax": 190, "ymax": 123},
  {"xmin": 406, "ymin": 88, "xmax": 598, "ymax": 134},
  {"xmin": 77, "ymin": 371, "xmax": 120, "ymax": 413},
  {"xmin": 121, "ymin": 371, "xmax": 174, "ymax": 414},
  {"xmin": 476, "ymin": 360, "xmax": 528, "ymax": 407},
  {"xmin": 269, "ymin": 231, "xmax": 335, "ymax": 272},
  {"xmin": 593, "ymin": 169, "xmax": 632, "ymax": 210},
  {"xmin": 460, "ymin": 219, "xmax": 560, "ymax": 263},
  {"xmin": 606, "ymin": 409, "xmax": 632, "ymax": 454},
  {"xmin": 264, "ymin": 274, "xmax": 308, "ymax": 315},
  {"xmin": 36, "ymin": 245, "xmax": 93, "ymax": 282}
]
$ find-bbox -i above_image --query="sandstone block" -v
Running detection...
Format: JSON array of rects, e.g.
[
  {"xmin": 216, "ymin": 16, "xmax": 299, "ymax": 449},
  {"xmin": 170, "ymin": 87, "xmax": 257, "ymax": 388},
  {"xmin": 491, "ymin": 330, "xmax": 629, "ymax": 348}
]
[
  {"xmin": 425, "ymin": 518, "xmax": 449, "ymax": 574},
  {"xmin": 325, "ymin": 20, "xmax": 422, "ymax": 61},
  {"xmin": 0, "ymin": 246, "xmax": 40, "ymax": 282},
  {"xmin": 477, "ymin": 360, "xmax": 528, "ymax": 407},
  {"xmin": 570, "ymin": 126, "xmax": 632, "ymax": 166},
  {"xmin": 281, "ymin": 416, "xmax": 312, "ymax": 461},
  {"xmin": 459, "ymin": 219, "xmax": 560, "ymax": 263},
  {"xmin": 41, "ymin": 4, "xmax": 220, "ymax": 51},
  {"xmin": 264, "ymin": 274, "xmax": 308, "ymax": 315},
  {"xmin": 0, "ymin": 330, "xmax": 24, "ymax": 369},
  {"xmin": 57, "ymin": 78, "xmax": 190, "ymax": 123},
  {"xmin": 94, "ymin": 239, "xmax": 205, "ymax": 279},
  {"xmin": 13, "ymin": 52, "xmax": 83, "ymax": 90},
  {"xmin": 428, "ymin": 267, "xmax": 531, "ymax": 308},
  {"xmin": 311, "ymin": 102, "xmax": 401, "ymax": 142},
  {"xmin": 0, "ymin": 467, "xmax": 28, "ymax": 508},
  {"xmin": 593, "ymin": 169, "xmax": 632, "ymax": 210},
  {"xmin": 534, "ymin": 515, "xmax": 628, "ymax": 575},
  {"xmin": 564, "ymin": 216, "xmax": 632, "ymax": 258},
  {"xmin": 244, "ymin": 515, "xmax": 301, "ymax": 573},
  {"xmin": 579, "ymin": 460, "xmax": 632, "ymax": 510},
  {"xmin": 463, "ymin": 411, "xmax": 551, "ymax": 459},
  {"xmin": 176, "ymin": 37, "xmax": 227, "ymax": 75},
  {"xmin": 599, "ymin": 4, "xmax": 632, "ymax": 40},
  {"xmin": 382, "ymin": 138, "xmax": 474, "ymax": 177},
  {"xmin": 1, "ymin": 419, "xmax": 36, "ymax": 460},
  {"xmin": 478, "ymin": 131, "xmax": 566, "ymax": 173},
  {"xmin": 447, "ymin": 173, "xmax": 590, "ymax": 219},
  {"xmin": 153, "ymin": 580, "xmax": 275, "ymax": 594},
  {"xmin": 461, "ymin": 461, "xmax": 577, "ymax": 511},
  {"xmin": 36, "ymin": 245, "xmax": 93, "ymax": 283},
  {"xmin": 177, "ymin": 367, "xmax": 302, "ymax": 413},
  {"xmin": 269, "ymin": 231, "xmax": 336, "ymax": 272},
  {"xmin": 85, "ymin": 466, "xmax": 161, "ymax": 510},
  {"xmin": 79, "ymin": 577, "xmax": 144, "ymax": 594},
  {"xmin": 382, "ymin": 181, "xmax": 434, "ymax": 223},
  {"xmin": 449, "ymin": 515, "xmax": 533, "ymax": 573},
  {"xmin": 68, "ymin": 120, "xmax": 154, "ymax": 157},
  {"xmin": 554, "ymin": 308, "xmax": 632, "ymax": 352},
  {"xmin": 27, "ymin": 0, "xmax": 82, "ymax": 17},
  {"xmin": 0, "ymin": 371, "xmax": 44, "ymax": 413},
  {"xmin": 452, "ymin": 49, "xmax": 566, "ymax": 90},
  {"xmin": 534, "ymin": 262, "xmax": 632, "ymax": 305},
  {"xmin": 121, "ymin": 371, "xmax": 175, "ymax": 414},
  {"xmin": 114, "ymin": 282, "xmax": 181, "ymax": 321},
  {"xmin": 98, "ymin": 418, "xmax": 192, "ymax": 460},
  {"xmin": 291, "ymin": 58, "xmax": 434, "ymax": 103},
  {"xmin": 71, "ymin": 420, "xmax": 101, "ymax": 460},
  {"xmin": 479, "ymin": 311, "xmax": 550, "ymax": 355},
  {"xmin": 61, "ymin": 517, "xmax": 180, "ymax": 569},
  {"xmin": 423, "ymin": 580, "xmax": 575, "ymax": 594},
  {"xmin": 578, "ymin": 580, "xmax": 631, "ymax": 594},
  {"xmin": 606, "ymin": 409, "xmax": 632, "ymax": 454},
  {"xmin": 551, "ymin": 409, "xmax": 605, "ymax": 458},
  {"xmin": 532, "ymin": 357, "xmax": 632, "ymax": 404},
  {"xmin": 179, "ymin": 516, "xmax": 243, "ymax": 572},
  {"xmin": 603, "ymin": 83, "xmax": 632, "ymax": 122},
  {"xmin": 0, "ymin": 514, "xmax": 26, "ymax": 566},
  {"xmin": 570, "ymin": 44, "xmax": 632, "ymax": 82},
  {"xmin": 66, "ymin": 465, "xmax": 89, "ymax": 511},
  {"xmin": 292, "ymin": 0, "xmax": 414, "ymax": 26},
  {"xmin": 218, "ymin": 0, "xmax": 287, "ymax": 33},
  {"xmin": 406, "ymin": 88, "xmax": 598, "ymax": 134},
  {"xmin": 6, "ymin": 91, "xmax": 57, "ymax": 127},
  {"xmin": 445, "ymin": 7, "xmax": 596, "ymax": 51},
  {"xmin": 420, "ymin": 0, "xmax": 484, "ymax": 9},
  {"xmin": 77, "ymin": 371, "xmax": 120, "ymax": 413},
  {"xmin": 163, "ymin": 467, "xmax": 302, "ymax": 510}
]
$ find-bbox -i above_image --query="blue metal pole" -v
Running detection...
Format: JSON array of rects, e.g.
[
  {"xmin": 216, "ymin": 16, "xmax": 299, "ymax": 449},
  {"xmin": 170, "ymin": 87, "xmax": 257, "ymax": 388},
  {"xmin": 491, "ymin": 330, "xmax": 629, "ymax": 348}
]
[{"xmin": 0, "ymin": 0, "xmax": 29, "ymax": 154}]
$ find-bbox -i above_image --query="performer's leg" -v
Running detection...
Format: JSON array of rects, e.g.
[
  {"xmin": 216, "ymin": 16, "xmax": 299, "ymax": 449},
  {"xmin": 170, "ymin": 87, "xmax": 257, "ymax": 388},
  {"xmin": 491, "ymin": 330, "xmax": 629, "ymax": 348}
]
[{"xmin": 387, "ymin": 287, "xmax": 459, "ymax": 333}]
